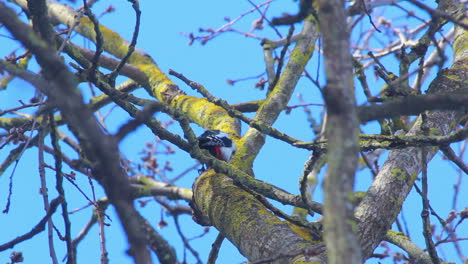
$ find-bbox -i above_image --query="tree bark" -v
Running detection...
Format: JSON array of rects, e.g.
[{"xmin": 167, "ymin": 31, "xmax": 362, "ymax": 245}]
[{"xmin": 317, "ymin": 0, "xmax": 363, "ymax": 263}]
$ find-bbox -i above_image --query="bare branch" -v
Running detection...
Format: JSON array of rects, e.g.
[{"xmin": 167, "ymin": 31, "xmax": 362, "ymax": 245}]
[{"xmin": 0, "ymin": 196, "xmax": 63, "ymax": 251}]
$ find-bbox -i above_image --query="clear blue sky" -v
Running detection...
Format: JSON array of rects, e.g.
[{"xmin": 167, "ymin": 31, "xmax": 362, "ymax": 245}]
[{"xmin": 0, "ymin": 1, "xmax": 466, "ymax": 263}]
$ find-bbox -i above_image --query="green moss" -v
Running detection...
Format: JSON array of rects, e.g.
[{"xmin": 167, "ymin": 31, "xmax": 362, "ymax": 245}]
[{"xmin": 391, "ymin": 168, "xmax": 407, "ymax": 181}]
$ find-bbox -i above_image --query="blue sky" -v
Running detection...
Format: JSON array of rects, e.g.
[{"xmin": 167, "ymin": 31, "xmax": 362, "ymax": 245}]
[{"xmin": 0, "ymin": 1, "xmax": 466, "ymax": 263}]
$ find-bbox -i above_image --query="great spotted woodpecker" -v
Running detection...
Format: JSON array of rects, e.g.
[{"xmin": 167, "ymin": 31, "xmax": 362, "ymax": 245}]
[{"xmin": 198, "ymin": 130, "xmax": 236, "ymax": 162}]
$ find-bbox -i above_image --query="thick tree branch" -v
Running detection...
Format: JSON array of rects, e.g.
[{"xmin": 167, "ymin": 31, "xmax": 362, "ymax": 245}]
[
  {"xmin": 242, "ymin": 17, "xmax": 318, "ymax": 170},
  {"xmin": 296, "ymin": 127, "xmax": 468, "ymax": 151},
  {"xmin": 358, "ymin": 92, "xmax": 468, "ymax": 123},
  {"xmin": 317, "ymin": 0, "xmax": 362, "ymax": 263},
  {"xmin": 206, "ymin": 91, "xmax": 468, "ymax": 124}
]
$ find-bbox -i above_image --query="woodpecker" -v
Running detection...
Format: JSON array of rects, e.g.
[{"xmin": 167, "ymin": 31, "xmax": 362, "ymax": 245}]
[{"xmin": 197, "ymin": 130, "xmax": 236, "ymax": 162}]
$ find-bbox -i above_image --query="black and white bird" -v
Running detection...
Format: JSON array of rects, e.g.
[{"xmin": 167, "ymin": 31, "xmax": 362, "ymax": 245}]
[{"xmin": 197, "ymin": 130, "xmax": 236, "ymax": 162}]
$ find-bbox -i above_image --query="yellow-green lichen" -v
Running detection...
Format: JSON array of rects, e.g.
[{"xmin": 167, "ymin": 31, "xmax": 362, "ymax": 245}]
[
  {"xmin": 387, "ymin": 229, "xmax": 409, "ymax": 240},
  {"xmin": 136, "ymin": 64, "xmax": 174, "ymax": 101},
  {"xmin": 391, "ymin": 168, "xmax": 407, "ymax": 181},
  {"xmin": 290, "ymin": 254, "xmax": 322, "ymax": 264},
  {"xmin": 170, "ymin": 95, "xmax": 238, "ymax": 134},
  {"xmin": 289, "ymin": 224, "xmax": 317, "ymax": 241},
  {"xmin": 453, "ymin": 22, "xmax": 468, "ymax": 62},
  {"xmin": 410, "ymin": 173, "xmax": 418, "ymax": 182}
]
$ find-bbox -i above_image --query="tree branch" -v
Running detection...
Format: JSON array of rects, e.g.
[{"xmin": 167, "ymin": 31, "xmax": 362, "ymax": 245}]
[
  {"xmin": 0, "ymin": 4, "xmax": 151, "ymax": 263},
  {"xmin": 355, "ymin": 2, "xmax": 468, "ymax": 259},
  {"xmin": 0, "ymin": 196, "xmax": 63, "ymax": 251},
  {"xmin": 243, "ymin": 17, "xmax": 318, "ymax": 168},
  {"xmin": 318, "ymin": 0, "xmax": 362, "ymax": 263},
  {"xmin": 385, "ymin": 231, "xmax": 433, "ymax": 264},
  {"xmin": 358, "ymin": 92, "xmax": 468, "ymax": 123}
]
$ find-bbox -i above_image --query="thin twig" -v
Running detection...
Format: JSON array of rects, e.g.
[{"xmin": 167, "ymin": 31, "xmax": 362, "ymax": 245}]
[
  {"xmin": 2, "ymin": 98, "xmax": 44, "ymax": 213},
  {"xmin": 0, "ymin": 102, "xmax": 44, "ymax": 116},
  {"xmin": 37, "ymin": 124, "xmax": 59, "ymax": 264},
  {"xmin": 83, "ymin": 0, "xmax": 104, "ymax": 77},
  {"xmin": 168, "ymin": 69, "xmax": 310, "ymax": 148},
  {"xmin": 360, "ymin": 150, "xmax": 379, "ymax": 177},
  {"xmin": 360, "ymin": 0, "xmax": 382, "ymax": 32},
  {"xmin": 108, "ymin": 0, "xmax": 141, "ymax": 83},
  {"xmin": 406, "ymin": 0, "xmax": 468, "ymax": 30},
  {"xmin": 0, "ymin": 196, "xmax": 63, "ymax": 251},
  {"xmin": 172, "ymin": 215, "xmax": 203, "ymax": 264},
  {"xmin": 182, "ymin": 0, "xmax": 273, "ymax": 45},
  {"xmin": 49, "ymin": 111, "xmax": 75, "ymax": 264},
  {"xmin": 419, "ymin": 143, "xmax": 441, "ymax": 264},
  {"xmin": 440, "ymin": 145, "xmax": 468, "ymax": 174},
  {"xmin": 246, "ymin": 0, "xmax": 282, "ymax": 38},
  {"xmin": 267, "ymin": 25, "xmax": 295, "ymax": 94},
  {"xmin": 300, "ymin": 152, "xmax": 324, "ymax": 215},
  {"xmin": 207, "ymin": 233, "xmax": 224, "ymax": 264}
]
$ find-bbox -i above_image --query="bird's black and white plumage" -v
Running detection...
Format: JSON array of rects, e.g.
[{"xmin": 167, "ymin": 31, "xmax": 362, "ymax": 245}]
[{"xmin": 197, "ymin": 130, "xmax": 236, "ymax": 162}]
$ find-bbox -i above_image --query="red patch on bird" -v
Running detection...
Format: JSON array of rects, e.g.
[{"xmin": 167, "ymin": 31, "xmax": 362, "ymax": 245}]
[{"xmin": 214, "ymin": 146, "xmax": 222, "ymax": 160}]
